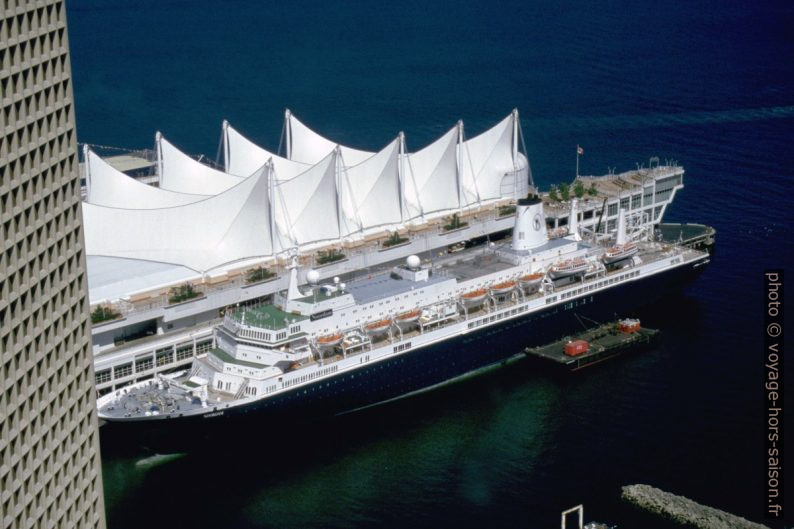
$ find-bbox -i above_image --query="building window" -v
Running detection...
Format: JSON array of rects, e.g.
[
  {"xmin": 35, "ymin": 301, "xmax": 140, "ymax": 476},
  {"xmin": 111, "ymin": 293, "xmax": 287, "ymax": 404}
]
[
  {"xmin": 95, "ymin": 369, "xmax": 111, "ymax": 385},
  {"xmin": 176, "ymin": 345, "xmax": 193, "ymax": 362},
  {"xmin": 156, "ymin": 349, "xmax": 173, "ymax": 367},
  {"xmin": 113, "ymin": 363, "xmax": 132, "ymax": 379},
  {"xmin": 135, "ymin": 356, "xmax": 153, "ymax": 373}
]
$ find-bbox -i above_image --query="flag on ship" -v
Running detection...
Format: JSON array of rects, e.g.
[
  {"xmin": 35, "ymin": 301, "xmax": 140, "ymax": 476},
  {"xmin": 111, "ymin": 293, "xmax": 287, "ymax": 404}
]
[{"xmin": 577, "ymin": 145, "xmax": 584, "ymax": 156}]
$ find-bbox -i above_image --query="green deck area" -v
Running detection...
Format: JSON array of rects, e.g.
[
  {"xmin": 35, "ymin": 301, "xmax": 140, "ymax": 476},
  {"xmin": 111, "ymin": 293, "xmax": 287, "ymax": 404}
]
[
  {"xmin": 209, "ymin": 347, "xmax": 267, "ymax": 369},
  {"xmin": 229, "ymin": 304, "xmax": 306, "ymax": 330},
  {"xmin": 296, "ymin": 288, "xmax": 343, "ymax": 304}
]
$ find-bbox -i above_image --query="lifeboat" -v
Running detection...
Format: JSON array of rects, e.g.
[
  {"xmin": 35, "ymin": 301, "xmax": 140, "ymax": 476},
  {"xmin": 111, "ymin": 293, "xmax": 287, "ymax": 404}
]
[
  {"xmin": 364, "ymin": 319, "xmax": 392, "ymax": 336},
  {"xmin": 489, "ymin": 281, "xmax": 516, "ymax": 295},
  {"xmin": 548, "ymin": 258, "xmax": 589, "ymax": 280},
  {"xmin": 316, "ymin": 333, "xmax": 343, "ymax": 348},
  {"xmin": 602, "ymin": 242, "xmax": 638, "ymax": 265},
  {"xmin": 518, "ymin": 272, "xmax": 544, "ymax": 291},
  {"xmin": 461, "ymin": 289, "xmax": 488, "ymax": 307},
  {"xmin": 395, "ymin": 309, "xmax": 421, "ymax": 328}
]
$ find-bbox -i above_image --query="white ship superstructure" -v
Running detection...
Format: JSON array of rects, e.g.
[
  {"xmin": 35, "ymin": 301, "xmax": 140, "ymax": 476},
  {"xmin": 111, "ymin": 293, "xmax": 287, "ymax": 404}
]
[{"xmin": 97, "ymin": 196, "xmax": 709, "ymax": 425}]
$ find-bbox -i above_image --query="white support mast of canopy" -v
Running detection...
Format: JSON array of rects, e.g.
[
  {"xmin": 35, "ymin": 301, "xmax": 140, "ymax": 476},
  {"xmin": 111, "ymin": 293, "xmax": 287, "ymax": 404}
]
[
  {"xmin": 83, "ymin": 145, "xmax": 207, "ymax": 209},
  {"xmin": 222, "ymin": 120, "xmax": 312, "ymax": 181},
  {"xmin": 156, "ymin": 133, "xmax": 246, "ymax": 195},
  {"xmin": 82, "ymin": 165, "xmax": 274, "ymax": 273},
  {"xmin": 285, "ymin": 109, "xmax": 375, "ymax": 166}
]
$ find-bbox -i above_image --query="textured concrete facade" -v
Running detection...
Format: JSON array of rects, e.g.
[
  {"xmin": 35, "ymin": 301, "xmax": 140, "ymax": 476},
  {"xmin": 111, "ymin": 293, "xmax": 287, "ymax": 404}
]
[{"xmin": 1, "ymin": 1, "xmax": 106, "ymax": 527}]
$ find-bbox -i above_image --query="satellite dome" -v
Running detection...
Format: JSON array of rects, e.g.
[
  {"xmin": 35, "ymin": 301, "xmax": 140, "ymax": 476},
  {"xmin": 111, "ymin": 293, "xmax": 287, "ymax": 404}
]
[
  {"xmin": 407, "ymin": 255, "xmax": 421, "ymax": 269},
  {"xmin": 333, "ymin": 276, "xmax": 340, "ymax": 284},
  {"xmin": 306, "ymin": 270, "xmax": 320, "ymax": 284}
]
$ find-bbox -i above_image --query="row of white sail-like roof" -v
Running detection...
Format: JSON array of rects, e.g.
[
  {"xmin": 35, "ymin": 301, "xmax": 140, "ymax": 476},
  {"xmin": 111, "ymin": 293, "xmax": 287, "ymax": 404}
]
[{"xmin": 82, "ymin": 110, "xmax": 530, "ymax": 273}]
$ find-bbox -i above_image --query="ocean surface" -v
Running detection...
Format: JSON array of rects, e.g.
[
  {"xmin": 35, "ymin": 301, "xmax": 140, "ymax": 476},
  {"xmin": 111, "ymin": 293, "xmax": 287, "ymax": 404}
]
[{"xmin": 66, "ymin": 0, "xmax": 793, "ymax": 527}]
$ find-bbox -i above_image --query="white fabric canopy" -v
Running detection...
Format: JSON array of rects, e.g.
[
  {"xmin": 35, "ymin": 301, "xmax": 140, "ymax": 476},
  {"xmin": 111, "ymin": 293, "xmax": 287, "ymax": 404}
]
[
  {"xmin": 82, "ymin": 166, "xmax": 273, "ymax": 272},
  {"xmin": 157, "ymin": 133, "xmax": 246, "ymax": 195},
  {"xmin": 340, "ymin": 136, "xmax": 402, "ymax": 231},
  {"xmin": 223, "ymin": 121, "xmax": 311, "ymax": 181},
  {"xmin": 287, "ymin": 111, "xmax": 374, "ymax": 166},
  {"xmin": 273, "ymin": 151, "xmax": 340, "ymax": 248},
  {"xmin": 460, "ymin": 112, "xmax": 523, "ymax": 202},
  {"xmin": 403, "ymin": 126, "xmax": 460, "ymax": 216},
  {"xmin": 284, "ymin": 110, "xmax": 529, "ymax": 215},
  {"xmin": 84, "ymin": 147, "xmax": 207, "ymax": 208}
]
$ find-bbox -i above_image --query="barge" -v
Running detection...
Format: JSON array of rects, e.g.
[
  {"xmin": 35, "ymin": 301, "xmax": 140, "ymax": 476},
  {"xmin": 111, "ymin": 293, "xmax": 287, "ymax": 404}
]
[{"xmin": 524, "ymin": 318, "xmax": 660, "ymax": 371}]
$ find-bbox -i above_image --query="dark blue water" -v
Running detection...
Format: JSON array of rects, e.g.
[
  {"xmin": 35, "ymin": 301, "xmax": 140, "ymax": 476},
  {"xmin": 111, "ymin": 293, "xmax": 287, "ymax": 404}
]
[{"xmin": 67, "ymin": 0, "xmax": 794, "ymax": 527}]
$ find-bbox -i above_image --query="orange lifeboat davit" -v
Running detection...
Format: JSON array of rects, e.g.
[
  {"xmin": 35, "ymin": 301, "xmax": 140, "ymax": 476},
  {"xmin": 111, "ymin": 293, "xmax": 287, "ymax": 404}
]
[
  {"xmin": 489, "ymin": 281, "xmax": 517, "ymax": 295},
  {"xmin": 365, "ymin": 319, "xmax": 392, "ymax": 336},
  {"xmin": 316, "ymin": 333, "xmax": 343, "ymax": 348},
  {"xmin": 461, "ymin": 288, "xmax": 488, "ymax": 307},
  {"xmin": 395, "ymin": 309, "xmax": 421, "ymax": 329},
  {"xmin": 519, "ymin": 272, "xmax": 544, "ymax": 291}
]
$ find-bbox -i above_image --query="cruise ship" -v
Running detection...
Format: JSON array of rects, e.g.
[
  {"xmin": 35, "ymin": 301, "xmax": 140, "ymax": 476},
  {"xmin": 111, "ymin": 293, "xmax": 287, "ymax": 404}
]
[
  {"xmin": 82, "ymin": 111, "xmax": 689, "ymax": 399},
  {"xmin": 97, "ymin": 196, "xmax": 709, "ymax": 434}
]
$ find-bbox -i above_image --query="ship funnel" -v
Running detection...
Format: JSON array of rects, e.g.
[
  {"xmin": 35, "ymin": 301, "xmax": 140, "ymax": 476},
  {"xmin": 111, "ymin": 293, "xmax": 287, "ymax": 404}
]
[
  {"xmin": 568, "ymin": 198, "xmax": 581, "ymax": 241},
  {"xmin": 616, "ymin": 208, "xmax": 627, "ymax": 245},
  {"xmin": 511, "ymin": 196, "xmax": 548, "ymax": 251}
]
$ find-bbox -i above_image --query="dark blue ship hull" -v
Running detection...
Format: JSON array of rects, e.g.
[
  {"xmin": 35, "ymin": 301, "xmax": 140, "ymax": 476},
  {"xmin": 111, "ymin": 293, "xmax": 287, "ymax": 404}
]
[{"xmin": 100, "ymin": 256, "xmax": 708, "ymax": 450}]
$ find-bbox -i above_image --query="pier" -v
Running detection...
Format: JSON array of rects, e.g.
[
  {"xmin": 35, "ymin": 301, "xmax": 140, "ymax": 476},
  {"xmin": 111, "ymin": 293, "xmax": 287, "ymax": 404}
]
[
  {"xmin": 656, "ymin": 222, "xmax": 716, "ymax": 251},
  {"xmin": 622, "ymin": 484, "xmax": 770, "ymax": 529}
]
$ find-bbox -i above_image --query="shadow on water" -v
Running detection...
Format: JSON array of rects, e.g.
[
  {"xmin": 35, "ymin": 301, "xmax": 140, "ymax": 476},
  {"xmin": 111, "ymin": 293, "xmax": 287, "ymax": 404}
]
[{"xmin": 102, "ymin": 366, "xmax": 559, "ymax": 528}]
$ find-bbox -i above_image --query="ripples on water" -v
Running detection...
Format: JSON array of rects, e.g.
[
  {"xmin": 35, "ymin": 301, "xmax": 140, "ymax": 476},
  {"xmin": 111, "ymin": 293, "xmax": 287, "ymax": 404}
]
[{"xmin": 67, "ymin": 0, "xmax": 794, "ymax": 527}]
